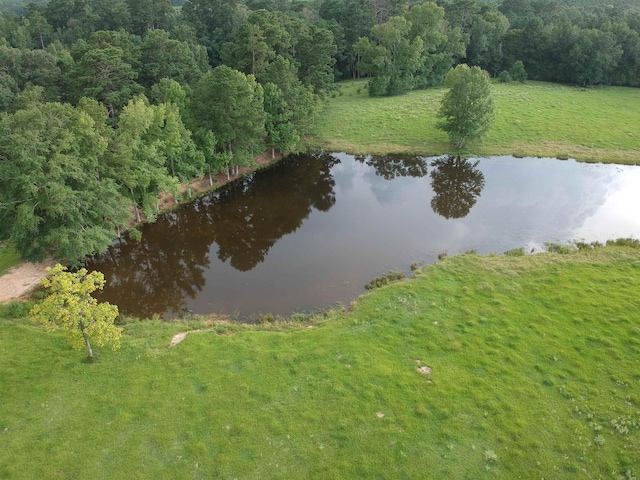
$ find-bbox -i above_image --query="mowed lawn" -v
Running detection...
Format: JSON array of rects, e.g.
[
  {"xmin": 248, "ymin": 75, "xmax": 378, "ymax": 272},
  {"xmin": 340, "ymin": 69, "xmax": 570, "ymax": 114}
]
[
  {"xmin": 309, "ymin": 80, "xmax": 640, "ymax": 164},
  {"xmin": 1, "ymin": 245, "xmax": 639, "ymax": 479}
]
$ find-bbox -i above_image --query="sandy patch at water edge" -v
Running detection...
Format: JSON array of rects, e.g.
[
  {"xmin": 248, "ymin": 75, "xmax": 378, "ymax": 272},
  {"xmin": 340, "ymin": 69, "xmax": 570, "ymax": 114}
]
[{"xmin": 0, "ymin": 260, "xmax": 54, "ymax": 303}]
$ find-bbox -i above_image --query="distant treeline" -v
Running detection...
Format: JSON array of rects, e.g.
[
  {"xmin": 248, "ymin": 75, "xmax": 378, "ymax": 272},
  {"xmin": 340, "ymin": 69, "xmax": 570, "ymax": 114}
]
[{"xmin": 1, "ymin": 0, "xmax": 639, "ymax": 265}]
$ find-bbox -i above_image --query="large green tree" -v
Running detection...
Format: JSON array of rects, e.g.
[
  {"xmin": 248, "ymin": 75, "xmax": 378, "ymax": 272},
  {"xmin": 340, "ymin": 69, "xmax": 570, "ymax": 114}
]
[
  {"xmin": 406, "ymin": 2, "xmax": 466, "ymax": 88},
  {"xmin": 139, "ymin": 29, "xmax": 208, "ymax": 88},
  {"xmin": 126, "ymin": 0, "xmax": 173, "ymax": 35},
  {"xmin": 71, "ymin": 30, "xmax": 143, "ymax": 118},
  {"xmin": 0, "ymin": 102, "xmax": 130, "ymax": 263},
  {"xmin": 106, "ymin": 95, "xmax": 178, "ymax": 222},
  {"xmin": 190, "ymin": 66, "xmax": 265, "ymax": 176},
  {"xmin": 436, "ymin": 64, "xmax": 494, "ymax": 149},
  {"xmin": 354, "ymin": 16, "xmax": 424, "ymax": 96},
  {"xmin": 181, "ymin": 0, "xmax": 243, "ymax": 63},
  {"xmin": 0, "ymin": 45, "xmax": 61, "ymax": 105},
  {"xmin": 263, "ymin": 82, "xmax": 299, "ymax": 158}
]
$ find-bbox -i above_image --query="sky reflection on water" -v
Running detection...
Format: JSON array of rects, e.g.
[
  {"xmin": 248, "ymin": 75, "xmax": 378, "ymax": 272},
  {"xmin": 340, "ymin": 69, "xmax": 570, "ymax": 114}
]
[{"xmin": 86, "ymin": 153, "xmax": 640, "ymax": 319}]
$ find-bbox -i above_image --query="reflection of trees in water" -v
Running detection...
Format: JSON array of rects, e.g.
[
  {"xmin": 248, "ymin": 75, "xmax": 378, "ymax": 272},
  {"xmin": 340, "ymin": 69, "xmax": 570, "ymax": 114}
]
[
  {"xmin": 430, "ymin": 156, "xmax": 485, "ymax": 219},
  {"xmin": 86, "ymin": 207, "xmax": 213, "ymax": 318},
  {"xmin": 86, "ymin": 153, "xmax": 339, "ymax": 316},
  {"xmin": 209, "ymin": 153, "xmax": 339, "ymax": 271},
  {"xmin": 355, "ymin": 154, "xmax": 429, "ymax": 179}
]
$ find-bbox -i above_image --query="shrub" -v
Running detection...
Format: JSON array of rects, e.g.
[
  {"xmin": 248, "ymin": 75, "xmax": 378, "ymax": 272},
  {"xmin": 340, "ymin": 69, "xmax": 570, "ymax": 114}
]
[
  {"xmin": 545, "ymin": 242, "xmax": 575, "ymax": 254},
  {"xmin": 606, "ymin": 238, "xmax": 640, "ymax": 248},
  {"xmin": 509, "ymin": 61, "xmax": 527, "ymax": 83},
  {"xmin": 1, "ymin": 301, "xmax": 34, "ymax": 318},
  {"xmin": 498, "ymin": 71, "xmax": 512, "ymax": 83},
  {"xmin": 128, "ymin": 227, "xmax": 142, "ymax": 241},
  {"xmin": 365, "ymin": 271, "xmax": 405, "ymax": 290},
  {"xmin": 258, "ymin": 313, "xmax": 275, "ymax": 324}
]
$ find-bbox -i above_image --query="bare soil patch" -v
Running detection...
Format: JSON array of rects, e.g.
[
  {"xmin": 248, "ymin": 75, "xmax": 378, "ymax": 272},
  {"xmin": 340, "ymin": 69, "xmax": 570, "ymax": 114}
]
[
  {"xmin": 156, "ymin": 154, "xmax": 278, "ymax": 215},
  {"xmin": 0, "ymin": 259, "xmax": 54, "ymax": 303},
  {"xmin": 169, "ymin": 328, "xmax": 235, "ymax": 347}
]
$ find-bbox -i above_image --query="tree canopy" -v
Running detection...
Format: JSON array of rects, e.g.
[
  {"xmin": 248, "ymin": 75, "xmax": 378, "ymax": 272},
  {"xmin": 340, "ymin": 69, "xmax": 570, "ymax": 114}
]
[
  {"xmin": 1, "ymin": 0, "xmax": 640, "ymax": 267},
  {"xmin": 437, "ymin": 64, "xmax": 495, "ymax": 149},
  {"xmin": 0, "ymin": 101, "xmax": 130, "ymax": 262},
  {"xmin": 30, "ymin": 264, "xmax": 122, "ymax": 360}
]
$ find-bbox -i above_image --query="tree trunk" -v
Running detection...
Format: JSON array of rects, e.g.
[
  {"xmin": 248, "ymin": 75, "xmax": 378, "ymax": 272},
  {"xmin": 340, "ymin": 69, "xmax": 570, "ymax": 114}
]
[
  {"xmin": 252, "ymin": 49, "xmax": 256, "ymax": 76},
  {"xmin": 84, "ymin": 334, "xmax": 93, "ymax": 359},
  {"xmin": 271, "ymin": 147, "xmax": 275, "ymax": 159},
  {"xmin": 208, "ymin": 165, "xmax": 213, "ymax": 187},
  {"xmin": 133, "ymin": 204, "xmax": 141, "ymax": 223},
  {"xmin": 39, "ymin": 33, "xmax": 45, "ymax": 49},
  {"xmin": 130, "ymin": 188, "xmax": 141, "ymax": 223},
  {"xmin": 79, "ymin": 322, "xmax": 93, "ymax": 359}
]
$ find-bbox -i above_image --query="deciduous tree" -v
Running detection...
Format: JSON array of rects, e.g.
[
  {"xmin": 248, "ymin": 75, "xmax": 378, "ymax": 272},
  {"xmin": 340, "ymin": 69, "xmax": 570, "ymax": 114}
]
[
  {"xmin": 0, "ymin": 102, "xmax": 130, "ymax": 263},
  {"xmin": 190, "ymin": 66, "xmax": 265, "ymax": 175},
  {"xmin": 354, "ymin": 16, "xmax": 423, "ymax": 96},
  {"xmin": 436, "ymin": 64, "xmax": 494, "ymax": 149},
  {"xmin": 30, "ymin": 264, "xmax": 122, "ymax": 360}
]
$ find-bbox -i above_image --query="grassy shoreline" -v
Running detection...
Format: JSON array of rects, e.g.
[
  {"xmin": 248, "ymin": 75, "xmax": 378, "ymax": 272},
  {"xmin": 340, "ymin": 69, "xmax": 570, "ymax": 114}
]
[
  {"xmin": 309, "ymin": 80, "xmax": 640, "ymax": 164},
  {"xmin": 2, "ymin": 244, "xmax": 639, "ymax": 478}
]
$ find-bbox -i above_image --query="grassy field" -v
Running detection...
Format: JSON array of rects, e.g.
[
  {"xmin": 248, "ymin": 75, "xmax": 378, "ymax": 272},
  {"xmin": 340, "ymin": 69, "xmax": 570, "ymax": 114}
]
[
  {"xmin": 1, "ymin": 244, "xmax": 639, "ymax": 479},
  {"xmin": 309, "ymin": 80, "xmax": 640, "ymax": 164}
]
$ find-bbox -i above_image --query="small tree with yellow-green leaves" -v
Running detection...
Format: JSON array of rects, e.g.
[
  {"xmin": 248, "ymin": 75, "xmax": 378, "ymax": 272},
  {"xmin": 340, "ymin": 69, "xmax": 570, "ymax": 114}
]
[{"xmin": 30, "ymin": 264, "xmax": 122, "ymax": 360}]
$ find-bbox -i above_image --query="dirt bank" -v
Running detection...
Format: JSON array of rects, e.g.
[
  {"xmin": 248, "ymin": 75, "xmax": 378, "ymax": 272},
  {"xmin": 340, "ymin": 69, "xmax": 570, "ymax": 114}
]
[{"xmin": 0, "ymin": 259, "xmax": 54, "ymax": 303}]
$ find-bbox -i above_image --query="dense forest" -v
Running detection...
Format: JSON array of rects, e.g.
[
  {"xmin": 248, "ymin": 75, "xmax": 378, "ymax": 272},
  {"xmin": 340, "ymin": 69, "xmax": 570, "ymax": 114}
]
[{"xmin": 1, "ymin": 0, "xmax": 639, "ymax": 264}]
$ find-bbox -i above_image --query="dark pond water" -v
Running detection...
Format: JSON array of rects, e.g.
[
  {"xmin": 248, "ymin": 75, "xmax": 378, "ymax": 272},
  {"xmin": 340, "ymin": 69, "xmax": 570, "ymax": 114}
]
[{"xmin": 85, "ymin": 153, "xmax": 640, "ymax": 319}]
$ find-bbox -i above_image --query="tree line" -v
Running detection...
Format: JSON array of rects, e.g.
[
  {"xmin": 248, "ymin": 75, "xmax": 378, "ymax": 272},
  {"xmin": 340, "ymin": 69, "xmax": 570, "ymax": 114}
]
[{"xmin": 1, "ymin": 0, "xmax": 639, "ymax": 265}]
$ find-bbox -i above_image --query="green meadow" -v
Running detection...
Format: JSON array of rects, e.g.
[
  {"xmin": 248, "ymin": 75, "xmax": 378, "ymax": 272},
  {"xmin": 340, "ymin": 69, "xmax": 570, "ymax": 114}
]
[
  {"xmin": 310, "ymin": 80, "xmax": 640, "ymax": 164},
  {"xmin": 2, "ymin": 244, "xmax": 639, "ymax": 479}
]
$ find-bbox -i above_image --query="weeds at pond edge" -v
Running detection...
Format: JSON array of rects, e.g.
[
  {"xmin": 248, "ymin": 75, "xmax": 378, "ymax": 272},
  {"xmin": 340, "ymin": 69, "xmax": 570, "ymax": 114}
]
[
  {"xmin": 365, "ymin": 271, "xmax": 406, "ymax": 290},
  {"xmin": 545, "ymin": 238, "xmax": 639, "ymax": 255}
]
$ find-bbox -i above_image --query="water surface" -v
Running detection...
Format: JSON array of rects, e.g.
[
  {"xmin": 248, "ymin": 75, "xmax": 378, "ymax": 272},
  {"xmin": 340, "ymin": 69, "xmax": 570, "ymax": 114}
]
[{"xmin": 86, "ymin": 153, "xmax": 640, "ymax": 319}]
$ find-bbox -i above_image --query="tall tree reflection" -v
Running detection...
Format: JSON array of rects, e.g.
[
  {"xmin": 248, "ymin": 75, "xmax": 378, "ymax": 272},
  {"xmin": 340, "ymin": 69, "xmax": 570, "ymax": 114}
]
[
  {"xmin": 210, "ymin": 153, "xmax": 339, "ymax": 271},
  {"xmin": 86, "ymin": 205, "xmax": 214, "ymax": 318},
  {"xmin": 430, "ymin": 156, "xmax": 485, "ymax": 219},
  {"xmin": 355, "ymin": 154, "xmax": 429, "ymax": 179},
  {"xmin": 86, "ymin": 153, "xmax": 339, "ymax": 317}
]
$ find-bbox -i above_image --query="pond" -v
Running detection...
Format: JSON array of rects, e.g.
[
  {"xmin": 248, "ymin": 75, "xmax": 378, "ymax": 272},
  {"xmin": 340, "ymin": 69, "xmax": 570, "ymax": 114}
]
[{"xmin": 85, "ymin": 153, "xmax": 640, "ymax": 320}]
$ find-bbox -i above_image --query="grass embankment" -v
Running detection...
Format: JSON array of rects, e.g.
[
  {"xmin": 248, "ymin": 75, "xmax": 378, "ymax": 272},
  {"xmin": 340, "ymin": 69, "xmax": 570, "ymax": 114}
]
[
  {"xmin": 310, "ymin": 80, "xmax": 640, "ymax": 164},
  {"xmin": 1, "ymin": 245, "xmax": 640, "ymax": 478}
]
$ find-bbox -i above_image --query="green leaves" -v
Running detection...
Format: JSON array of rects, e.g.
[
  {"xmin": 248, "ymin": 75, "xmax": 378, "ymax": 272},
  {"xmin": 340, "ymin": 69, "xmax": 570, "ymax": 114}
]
[
  {"xmin": 30, "ymin": 264, "xmax": 122, "ymax": 358},
  {"xmin": 191, "ymin": 66, "xmax": 266, "ymax": 167},
  {"xmin": 437, "ymin": 64, "xmax": 495, "ymax": 149},
  {"xmin": 354, "ymin": 16, "xmax": 424, "ymax": 96},
  {"xmin": 0, "ymin": 102, "xmax": 130, "ymax": 263}
]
